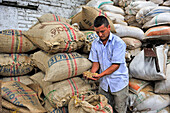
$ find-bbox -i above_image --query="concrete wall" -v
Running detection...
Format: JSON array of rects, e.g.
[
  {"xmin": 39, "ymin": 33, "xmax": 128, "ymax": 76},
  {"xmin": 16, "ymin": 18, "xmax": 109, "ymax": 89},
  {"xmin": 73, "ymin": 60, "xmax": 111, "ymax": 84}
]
[{"xmin": 0, "ymin": 0, "xmax": 86, "ymax": 31}]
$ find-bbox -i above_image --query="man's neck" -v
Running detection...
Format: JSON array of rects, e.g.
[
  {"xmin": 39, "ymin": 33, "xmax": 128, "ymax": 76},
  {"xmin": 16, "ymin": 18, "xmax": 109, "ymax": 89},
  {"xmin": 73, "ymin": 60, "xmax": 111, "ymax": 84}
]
[{"xmin": 102, "ymin": 38, "xmax": 108, "ymax": 46}]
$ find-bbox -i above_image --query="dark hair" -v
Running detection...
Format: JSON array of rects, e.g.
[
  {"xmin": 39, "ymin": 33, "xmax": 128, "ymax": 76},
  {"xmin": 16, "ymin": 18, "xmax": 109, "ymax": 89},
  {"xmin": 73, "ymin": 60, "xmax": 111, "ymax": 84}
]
[{"xmin": 94, "ymin": 16, "xmax": 109, "ymax": 27}]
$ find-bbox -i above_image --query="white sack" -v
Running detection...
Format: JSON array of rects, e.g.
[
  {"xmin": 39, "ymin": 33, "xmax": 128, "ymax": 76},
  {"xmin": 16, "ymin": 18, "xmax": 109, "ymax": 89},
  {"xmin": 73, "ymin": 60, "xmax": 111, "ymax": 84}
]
[
  {"xmin": 163, "ymin": 0, "xmax": 170, "ymax": 6},
  {"xmin": 125, "ymin": 1, "xmax": 158, "ymax": 15},
  {"xmin": 114, "ymin": 24, "xmax": 145, "ymax": 40},
  {"xmin": 124, "ymin": 15, "xmax": 142, "ymax": 28},
  {"xmin": 105, "ymin": 11, "xmax": 125, "ymax": 20},
  {"xmin": 86, "ymin": 0, "xmax": 113, "ymax": 8},
  {"xmin": 118, "ymin": 0, "xmax": 146, "ymax": 7},
  {"xmin": 70, "ymin": 5, "xmax": 84, "ymax": 18},
  {"xmin": 142, "ymin": 13, "xmax": 170, "ymax": 29},
  {"xmin": 136, "ymin": 6, "xmax": 157, "ymax": 24},
  {"xmin": 154, "ymin": 64, "xmax": 170, "ymax": 94},
  {"xmin": 129, "ymin": 45, "xmax": 169, "ymax": 81},
  {"xmin": 129, "ymin": 85, "xmax": 170, "ymax": 112},
  {"xmin": 100, "ymin": 4, "xmax": 125, "ymax": 15},
  {"xmin": 150, "ymin": 0, "xmax": 164, "ymax": 4},
  {"xmin": 136, "ymin": 6, "xmax": 170, "ymax": 24}
]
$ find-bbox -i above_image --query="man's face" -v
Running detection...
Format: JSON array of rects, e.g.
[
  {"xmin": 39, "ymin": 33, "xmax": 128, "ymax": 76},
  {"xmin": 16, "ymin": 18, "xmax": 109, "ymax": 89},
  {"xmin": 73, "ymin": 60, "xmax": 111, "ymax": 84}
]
[{"xmin": 94, "ymin": 24, "xmax": 111, "ymax": 42}]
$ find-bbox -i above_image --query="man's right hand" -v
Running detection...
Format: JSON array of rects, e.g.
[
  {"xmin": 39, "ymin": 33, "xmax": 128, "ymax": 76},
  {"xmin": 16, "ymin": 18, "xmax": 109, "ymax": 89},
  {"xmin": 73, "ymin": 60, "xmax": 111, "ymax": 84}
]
[{"xmin": 83, "ymin": 71, "xmax": 98, "ymax": 81}]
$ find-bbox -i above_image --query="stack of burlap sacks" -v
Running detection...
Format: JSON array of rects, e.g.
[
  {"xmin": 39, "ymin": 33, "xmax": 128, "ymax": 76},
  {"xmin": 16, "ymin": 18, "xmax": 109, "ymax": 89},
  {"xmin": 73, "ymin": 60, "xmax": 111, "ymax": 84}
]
[
  {"xmin": 0, "ymin": 29, "xmax": 47, "ymax": 112},
  {"xmin": 0, "ymin": 0, "xmax": 170, "ymax": 112},
  {"xmin": 0, "ymin": 17, "xmax": 113, "ymax": 113},
  {"xmin": 0, "ymin": 2, "xmax": 113, "ymax": 113}
]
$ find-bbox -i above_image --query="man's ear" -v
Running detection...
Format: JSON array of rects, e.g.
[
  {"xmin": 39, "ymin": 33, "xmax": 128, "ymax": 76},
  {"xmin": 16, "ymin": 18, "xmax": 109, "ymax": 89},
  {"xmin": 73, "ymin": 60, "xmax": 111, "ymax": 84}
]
[{"xmin": 108, "ymin": 25, "xmax": 111, "ymax": 30}]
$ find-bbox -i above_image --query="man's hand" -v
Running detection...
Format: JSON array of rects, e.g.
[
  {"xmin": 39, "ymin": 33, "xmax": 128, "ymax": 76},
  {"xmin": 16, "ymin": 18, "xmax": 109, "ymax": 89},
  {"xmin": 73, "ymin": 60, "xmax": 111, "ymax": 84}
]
[
  {"xmin": 92, "ymin": 73, "xmax": 103, "ymax": 81},
  {"xmin": 84, "ymin": 73, "xmax": 103, "ymax": 81},
  {"xmin": 83, "ymin": 71, "xmax": 98, "ymax": 81}
]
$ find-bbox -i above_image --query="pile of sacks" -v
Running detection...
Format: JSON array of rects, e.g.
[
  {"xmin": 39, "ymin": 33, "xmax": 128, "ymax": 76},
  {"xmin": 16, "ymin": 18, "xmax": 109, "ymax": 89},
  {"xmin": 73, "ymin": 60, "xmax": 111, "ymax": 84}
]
[
  {"xmin": 70, "ymin": 0, "xmax": 170, "ymax": 112},
  {"xmin": 0, "ymin": 4, "xmax": 112, "ymax": 113},
  {"xmin": 77, "ymin": 0, "xmax": 170, "ymax": 113},
  {"xmin": 0, "ymin": 20, "xmax": 113, "ymax": 113},
  {"xmin": 0, "ymin": 0, "xmax": 170, "ymax": 113}
]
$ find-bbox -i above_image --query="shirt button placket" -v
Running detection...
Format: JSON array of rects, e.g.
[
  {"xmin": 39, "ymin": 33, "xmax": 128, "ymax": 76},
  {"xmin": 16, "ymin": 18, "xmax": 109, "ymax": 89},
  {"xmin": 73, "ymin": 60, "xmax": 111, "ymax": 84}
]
[{"xmin": 103, "ymin": 48, "xmax": 106, "ymax": 69}]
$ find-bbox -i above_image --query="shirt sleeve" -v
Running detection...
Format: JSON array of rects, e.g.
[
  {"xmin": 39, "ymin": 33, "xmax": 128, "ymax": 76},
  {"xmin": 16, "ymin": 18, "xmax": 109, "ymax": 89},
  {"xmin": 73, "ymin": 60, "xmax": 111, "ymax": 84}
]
[
  {"xmin": 111, "ymin": 40, "xmax": 126, "ymax": 64},
  {"xmin": 88, "ymin": 41, "xmax": 99, "ymax": 62}
]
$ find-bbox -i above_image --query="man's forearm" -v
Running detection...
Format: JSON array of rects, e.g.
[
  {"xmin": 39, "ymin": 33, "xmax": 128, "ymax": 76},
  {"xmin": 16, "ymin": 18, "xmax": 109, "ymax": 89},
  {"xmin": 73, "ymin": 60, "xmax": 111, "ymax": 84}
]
[
  {"xmin": 100, "ymin": 64, "xmax": 120, "ymax": 77},
  {"xmin": 91, "ymin": 63, "xmax": 120, "ymax": 80},
  {"xmin": 90, "ymin": 62, "xmax": 99, "ymax": 73}
]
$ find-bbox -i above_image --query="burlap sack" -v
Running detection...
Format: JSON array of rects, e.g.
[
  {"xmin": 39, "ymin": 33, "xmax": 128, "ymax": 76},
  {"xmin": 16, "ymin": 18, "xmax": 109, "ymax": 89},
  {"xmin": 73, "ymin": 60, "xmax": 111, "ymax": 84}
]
[
  {"xmin": 144, "ymin": 26, "xmax": 170, "ymax": 42},
  {"xmin": 2, "ymin": 98, "xmax": 31, "ymax": 113},
  {"xmin": 30, "ymin": 72, "xmax": 52, "ymax": 89},
  {"xmin": 43, "ymin": 77, "xmax": 93, "ymax": 108},
  {"xmin": 32, "ymin": 51, "xmax": 92, "ymax": 82},
  {"xmin": 29, "ymin": 21, "xmax": 40, "ymax": 30},
  {"xmin": 0, "ymin": 54, "xmax": 34, "ymax": 76},
  {"xmin": 68, "ymin": 94, "xmax": 113, "ymax": 113},
  {"xmin": 0, "ymin": 29, "xmax": 37, "ymax": 53},
  {"xmin": 154, "ymin": 64, "xmax": 170, "ymax": 94},
  {"xmin": 23, "ymin": 21, "xmax": 85, "ymax": 53},
  {"xmin": 71, "ymin": 6, "xmax": 116, "ymax": 33},
  {"xmin": 27, "ymin": 83, "xmax": 44, "ymax": 105},
  {"xmin": 82, "ymin": 30, "xmax": 98, "ymax": 53},
  {"xmin": 1, "ymin": 81, "xmax": 46, "ymax": 112},
  {"xmin": 122, "ymin": 37, "xmax": 142, "ymax": 50},
  {"xmin": 80, "ymin": 53, "xmax": 89, "ymax": 59},
  {"xmin": 1, "ymin": 75, "xmax": 34, "ymax": 85},
  {"xmin": 2, "ymin": 107, "xmax": 16, "ymax": 113},
  {"xmin": 129, "ymin": 78, "xmax": 150, "ymax": 94},
  {"xmin": 37, "ymin": 13, "xmax": 71, "ymax": 24},
  {"xmin": 129, "ymin": 85, "xmax": 170, "ymax": 112},
  {"xmin": 2, "ymin": 108, "xmax": 11, "ymax": 113},
  {"xmin": 129, "ymin": 45, "xmax": 168, "ymax": 81},
  {"xmin": 44, "ymin": 97, "xmax": 68, "ymax": 113}
]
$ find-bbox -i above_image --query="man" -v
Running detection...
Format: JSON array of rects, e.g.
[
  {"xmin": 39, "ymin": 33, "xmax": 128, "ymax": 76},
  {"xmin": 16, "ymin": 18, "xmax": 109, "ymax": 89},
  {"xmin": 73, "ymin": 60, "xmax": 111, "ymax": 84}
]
[{"xmin": 86, "ymin": 16, "xmax": 129, "ymax": 113}]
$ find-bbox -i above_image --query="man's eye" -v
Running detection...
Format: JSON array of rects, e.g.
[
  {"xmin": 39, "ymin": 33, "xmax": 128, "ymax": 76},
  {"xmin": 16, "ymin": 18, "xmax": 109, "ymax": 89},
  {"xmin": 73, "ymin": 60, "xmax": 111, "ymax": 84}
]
[{"xmin": 96, "ymin": 31, "xmax": 104, "ymax": 34}]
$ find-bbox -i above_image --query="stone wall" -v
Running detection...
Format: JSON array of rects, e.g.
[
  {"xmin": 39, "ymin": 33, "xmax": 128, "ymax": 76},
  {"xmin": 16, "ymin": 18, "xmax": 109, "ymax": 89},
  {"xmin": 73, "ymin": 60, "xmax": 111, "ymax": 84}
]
[{"xmin": 0, "ymin": 0, "xmax": 86, "ymax": 31}]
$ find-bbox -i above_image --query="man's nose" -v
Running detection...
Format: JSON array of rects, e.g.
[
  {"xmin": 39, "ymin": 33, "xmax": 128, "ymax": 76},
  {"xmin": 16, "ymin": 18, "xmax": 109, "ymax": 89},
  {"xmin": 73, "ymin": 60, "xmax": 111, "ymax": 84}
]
[{"xmin": 98, "ymin": 32, "xmax": 102, "ymax": 36}]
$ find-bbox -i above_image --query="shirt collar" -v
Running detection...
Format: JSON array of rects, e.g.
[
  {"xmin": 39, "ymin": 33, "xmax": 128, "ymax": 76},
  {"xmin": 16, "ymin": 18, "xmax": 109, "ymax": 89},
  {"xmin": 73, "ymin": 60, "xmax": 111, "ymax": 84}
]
[
  {"xmin": 108, "ymin": 32, "xmax": 113, "ymax": 41},
  {"xmin": 97, "ymin": 32, "xmax": 113, "ymax": 43}
]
